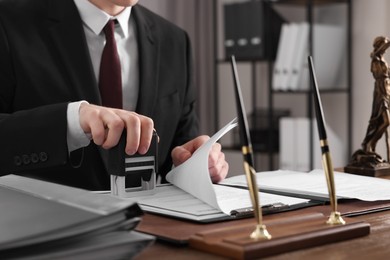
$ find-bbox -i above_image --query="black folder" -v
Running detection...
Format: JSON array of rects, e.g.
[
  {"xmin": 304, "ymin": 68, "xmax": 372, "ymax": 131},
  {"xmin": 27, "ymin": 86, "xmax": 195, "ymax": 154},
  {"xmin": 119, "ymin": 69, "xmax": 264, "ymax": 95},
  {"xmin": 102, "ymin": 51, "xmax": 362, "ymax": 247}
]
[{"xmin": 223, "ymin": 0, "xmax": 285, "ymax": 61}]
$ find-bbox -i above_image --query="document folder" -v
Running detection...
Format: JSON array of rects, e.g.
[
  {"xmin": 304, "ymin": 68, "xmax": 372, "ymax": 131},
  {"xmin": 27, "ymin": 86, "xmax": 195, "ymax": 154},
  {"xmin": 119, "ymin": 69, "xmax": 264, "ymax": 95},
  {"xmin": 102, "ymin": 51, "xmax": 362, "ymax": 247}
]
[{"xmin": 0, "ymin": 174, "xmax": 154, "ymax": 259}]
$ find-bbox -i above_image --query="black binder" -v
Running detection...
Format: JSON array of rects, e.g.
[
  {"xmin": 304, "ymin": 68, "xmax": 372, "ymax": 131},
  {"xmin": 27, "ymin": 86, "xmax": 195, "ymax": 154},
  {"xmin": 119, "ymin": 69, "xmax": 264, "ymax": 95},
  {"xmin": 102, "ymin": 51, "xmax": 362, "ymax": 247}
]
[{"xmin": 223, "ymin": 0, "xmax": 285, "ymax": 61}]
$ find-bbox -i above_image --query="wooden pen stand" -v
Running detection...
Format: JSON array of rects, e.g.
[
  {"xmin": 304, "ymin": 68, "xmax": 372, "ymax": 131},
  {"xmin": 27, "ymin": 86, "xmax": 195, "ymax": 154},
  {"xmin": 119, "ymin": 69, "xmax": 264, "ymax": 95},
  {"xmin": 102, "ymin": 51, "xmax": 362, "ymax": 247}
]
[{"xmin": 189, "ymin": 212, "xmax": 370, "ymax": 259}]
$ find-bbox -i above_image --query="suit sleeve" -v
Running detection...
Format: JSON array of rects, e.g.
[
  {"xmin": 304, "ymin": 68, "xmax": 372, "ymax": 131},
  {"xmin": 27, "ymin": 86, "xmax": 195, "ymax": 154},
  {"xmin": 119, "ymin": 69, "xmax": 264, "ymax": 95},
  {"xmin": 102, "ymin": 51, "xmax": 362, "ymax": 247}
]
[{"xmin": 0, "ymin": 18, "xmax": 70, "ymax": 176}]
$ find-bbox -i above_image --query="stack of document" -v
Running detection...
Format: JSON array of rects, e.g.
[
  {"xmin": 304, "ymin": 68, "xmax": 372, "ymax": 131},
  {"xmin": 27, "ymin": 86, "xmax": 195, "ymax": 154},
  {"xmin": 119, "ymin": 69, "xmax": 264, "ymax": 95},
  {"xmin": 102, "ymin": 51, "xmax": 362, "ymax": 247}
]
[
  {"xmin": 220, "ymin": 169, "xmax": 390, "ymax": 203},
  {"xmin": 0, "ymin": 175, "xmax": 154, "ymax": 259},
  {"xmin": 133, "ymin": 120, "xmax": 390, "ymax": 223},
  {"xmin": 132, "ymin": 119, "xmax": 314, "ymax": 223},
  {"xmin": 272, "ymin": 22, "xmax": 345, "ymax": 91}
]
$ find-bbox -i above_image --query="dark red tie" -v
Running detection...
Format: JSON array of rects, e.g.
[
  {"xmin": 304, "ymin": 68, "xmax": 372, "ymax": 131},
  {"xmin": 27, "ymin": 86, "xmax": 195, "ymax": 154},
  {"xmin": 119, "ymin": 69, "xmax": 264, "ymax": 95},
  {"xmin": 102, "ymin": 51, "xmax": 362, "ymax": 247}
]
[{"xmin": 99, "ymin": 19, "xmax": 122, "ymax": 108}]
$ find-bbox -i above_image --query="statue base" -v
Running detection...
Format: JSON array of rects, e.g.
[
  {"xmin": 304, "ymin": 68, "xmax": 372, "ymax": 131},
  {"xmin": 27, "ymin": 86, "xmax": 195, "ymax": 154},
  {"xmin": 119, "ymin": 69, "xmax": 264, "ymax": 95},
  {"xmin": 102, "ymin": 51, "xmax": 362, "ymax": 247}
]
[
  {"xmin": 344, "ymin": 164, "xmax": 390, "ymax": 177},
  {"xmin": 345, "ymin": 150, "xmax": 390, "ymax": 177}
]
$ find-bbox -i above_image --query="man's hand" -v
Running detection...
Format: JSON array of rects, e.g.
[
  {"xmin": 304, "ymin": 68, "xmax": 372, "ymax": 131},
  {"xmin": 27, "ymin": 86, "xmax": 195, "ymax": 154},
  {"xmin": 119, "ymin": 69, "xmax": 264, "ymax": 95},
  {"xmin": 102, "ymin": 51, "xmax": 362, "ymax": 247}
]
[
  {"xmin": 79, "ymin": 103, "xmax": 154, "ymax": 155},
  {"xmin": 171, "ymin": 135, "xmax": 229, "ymax": 183}
]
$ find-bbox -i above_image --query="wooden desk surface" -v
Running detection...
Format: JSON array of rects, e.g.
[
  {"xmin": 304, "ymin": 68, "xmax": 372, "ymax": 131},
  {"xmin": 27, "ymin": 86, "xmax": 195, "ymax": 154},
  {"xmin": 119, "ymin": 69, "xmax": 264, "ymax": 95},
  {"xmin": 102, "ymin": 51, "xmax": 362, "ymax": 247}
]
[{"xmin": 134, "ymin": 206, "xmax": 390, "ymax": 259}]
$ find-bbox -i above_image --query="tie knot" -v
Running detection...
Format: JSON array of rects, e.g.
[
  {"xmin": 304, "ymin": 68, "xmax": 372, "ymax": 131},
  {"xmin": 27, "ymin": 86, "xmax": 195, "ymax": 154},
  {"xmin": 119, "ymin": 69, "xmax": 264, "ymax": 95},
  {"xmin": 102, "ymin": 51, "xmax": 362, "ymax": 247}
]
[{"xmin": 103, "ymin": 19, "xmax": 116, "ymax": 39}]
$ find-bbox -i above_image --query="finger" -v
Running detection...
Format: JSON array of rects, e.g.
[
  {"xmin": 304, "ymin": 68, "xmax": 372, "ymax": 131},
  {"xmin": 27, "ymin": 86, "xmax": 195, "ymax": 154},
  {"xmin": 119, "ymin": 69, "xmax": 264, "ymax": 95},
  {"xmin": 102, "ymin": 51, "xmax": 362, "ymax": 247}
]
[
  {"xmin": 101, "ymin": 111, "xmax": 125, "ymax": 149},
  {"xmin": 208, "ymin": 142, "xmax": 222, "ymax": 168},
  {"xmin": 180, "ymin": 135, "xmax": 210, "ymax": 154},
  {"xmin": 120, "ymin": 111, "xmax": 141, "ymax": 155},
  {"xmin": 210, "ymin": 160, "xmax": 229, "ymax": 183},
  {"xmin": 171, "ymin": 146, "xmax": 192, "ymax": 166},
  {"xmin": 79, "ymin": 104, "xmax": 108, "ymax": 146},
  {"xmin": 208, "ymin": 150, "xmax": 225, "ymax": 176},
  {"xmin": 88, "ymin": 118, "xmax": 106, "ymax": 146},
  {"xmin": 138, "ymin": 115, "xmax": 154, "ymax": 154},
  {"xmin": 208, "ymin": 147, "xmax": 228, "ymax": 182}
]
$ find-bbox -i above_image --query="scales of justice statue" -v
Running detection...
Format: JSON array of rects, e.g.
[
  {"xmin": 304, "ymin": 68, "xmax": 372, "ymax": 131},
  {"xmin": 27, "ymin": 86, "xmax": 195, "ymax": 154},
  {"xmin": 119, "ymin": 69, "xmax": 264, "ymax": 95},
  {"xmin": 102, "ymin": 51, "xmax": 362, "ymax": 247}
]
[{"xmin": 345, "ymin": 36, "xmax": 390, "ymax": 177}]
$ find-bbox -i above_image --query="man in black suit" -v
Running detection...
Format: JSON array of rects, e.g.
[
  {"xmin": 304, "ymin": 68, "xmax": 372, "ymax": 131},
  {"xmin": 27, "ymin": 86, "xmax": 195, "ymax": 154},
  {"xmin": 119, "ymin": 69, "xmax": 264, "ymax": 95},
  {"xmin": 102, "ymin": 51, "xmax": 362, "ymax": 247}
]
[{"xmin": 0, "ymin": 0, "xmax": 229, "ymax": 190}]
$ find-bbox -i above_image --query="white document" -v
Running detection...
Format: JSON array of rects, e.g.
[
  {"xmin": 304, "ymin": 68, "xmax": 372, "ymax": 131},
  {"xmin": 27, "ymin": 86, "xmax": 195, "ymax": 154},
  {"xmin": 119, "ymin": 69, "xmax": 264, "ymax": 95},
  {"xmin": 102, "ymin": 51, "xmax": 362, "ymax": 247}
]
[
  {"xmin": 221, "ymin": 169, "xmax": 390, "ymax": 202},
  {"xmin": 133, "ymin": 119, "xmax": 310, "ymax": 222},
  {"xmin": 165, "ymin": 118, "xmax": 238, "ymax": 210},
  {"xmin": 135, "ymin": 184, "xmax": 308, "ymax": 222}
]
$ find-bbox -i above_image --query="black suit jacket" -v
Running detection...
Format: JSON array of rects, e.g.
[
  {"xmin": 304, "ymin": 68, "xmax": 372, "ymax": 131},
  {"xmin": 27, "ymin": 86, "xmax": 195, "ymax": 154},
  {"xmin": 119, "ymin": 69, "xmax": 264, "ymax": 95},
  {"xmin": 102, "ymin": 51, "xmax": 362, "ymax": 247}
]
[{"xmin": 0, "ymin": 0, "xmax": 198, "ymax": 190}]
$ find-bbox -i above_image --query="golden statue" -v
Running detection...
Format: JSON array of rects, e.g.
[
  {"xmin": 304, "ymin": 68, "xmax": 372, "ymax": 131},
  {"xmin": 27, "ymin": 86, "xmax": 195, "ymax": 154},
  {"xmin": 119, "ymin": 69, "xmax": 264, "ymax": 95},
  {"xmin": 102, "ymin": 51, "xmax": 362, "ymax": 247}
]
[{"xmin": 345, "ymin": 36, "xmax": 390, "ymax": 176}]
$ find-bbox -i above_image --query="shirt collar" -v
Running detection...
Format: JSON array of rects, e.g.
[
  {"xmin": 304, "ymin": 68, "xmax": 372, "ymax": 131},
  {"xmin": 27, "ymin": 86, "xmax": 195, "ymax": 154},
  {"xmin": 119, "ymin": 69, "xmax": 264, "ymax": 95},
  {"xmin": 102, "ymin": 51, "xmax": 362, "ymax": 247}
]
[{"xmin": 73, "ymin": 0, "xmax": 131, "ymax": 37}]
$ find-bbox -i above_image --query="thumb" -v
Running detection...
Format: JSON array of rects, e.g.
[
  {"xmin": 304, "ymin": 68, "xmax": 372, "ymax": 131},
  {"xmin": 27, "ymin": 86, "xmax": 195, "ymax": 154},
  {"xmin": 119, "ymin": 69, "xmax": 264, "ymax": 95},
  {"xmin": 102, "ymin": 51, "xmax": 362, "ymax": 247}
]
[{"xmin": 171, "ymin": 146, "xmax": 192, "ymax": 166}]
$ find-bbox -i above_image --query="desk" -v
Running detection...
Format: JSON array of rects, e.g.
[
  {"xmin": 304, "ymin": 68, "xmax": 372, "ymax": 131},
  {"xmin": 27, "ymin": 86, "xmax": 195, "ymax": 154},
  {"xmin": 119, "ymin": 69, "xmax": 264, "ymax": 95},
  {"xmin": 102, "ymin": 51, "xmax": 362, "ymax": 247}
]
[{"xmin": 134, "ymin": 204, "xmax": 390, "ymax": 259}]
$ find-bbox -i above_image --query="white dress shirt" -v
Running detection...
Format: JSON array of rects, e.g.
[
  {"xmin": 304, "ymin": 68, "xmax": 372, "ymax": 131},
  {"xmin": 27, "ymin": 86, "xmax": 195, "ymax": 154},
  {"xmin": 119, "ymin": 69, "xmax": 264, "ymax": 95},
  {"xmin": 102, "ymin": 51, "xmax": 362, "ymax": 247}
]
[{"xmin": 67, "ymin": 0, "xmax": 139, "ymax": 152}]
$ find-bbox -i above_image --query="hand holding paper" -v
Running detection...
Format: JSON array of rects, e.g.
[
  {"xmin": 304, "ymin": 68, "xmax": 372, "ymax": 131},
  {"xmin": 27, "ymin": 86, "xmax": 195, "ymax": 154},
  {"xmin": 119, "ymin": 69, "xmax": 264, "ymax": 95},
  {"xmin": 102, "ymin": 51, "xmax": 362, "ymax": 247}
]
[
  {"xmin": 166, "ymin": 119, "xmax": 238, "ymax": 210},
  {"xmin": 171, "ymin": 135, "xmax": 228, "ymax": 183},
  {"xmin": 134, "ymin": 119, "xmax": 310, "ymax": 222}
]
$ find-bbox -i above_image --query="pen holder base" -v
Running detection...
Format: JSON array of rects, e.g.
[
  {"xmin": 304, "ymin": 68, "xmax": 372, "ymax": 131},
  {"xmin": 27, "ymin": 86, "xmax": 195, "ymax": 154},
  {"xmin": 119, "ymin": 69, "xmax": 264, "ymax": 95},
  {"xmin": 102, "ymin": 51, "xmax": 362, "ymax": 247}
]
[{"xmin": 189, "ymin": 212, "xmax": 370, "ymax": 260}]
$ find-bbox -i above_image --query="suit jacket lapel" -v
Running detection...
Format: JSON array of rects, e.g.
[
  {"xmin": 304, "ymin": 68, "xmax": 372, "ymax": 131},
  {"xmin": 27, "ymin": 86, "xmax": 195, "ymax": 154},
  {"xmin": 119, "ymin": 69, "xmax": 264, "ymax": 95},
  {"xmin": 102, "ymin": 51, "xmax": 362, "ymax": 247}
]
[
  {"xmin": 133, "ymin": 6, "xmax": 159, "ymax": 117},
  {"xmin": 45, "ymin": 0, "xmax": 100, "ymax": 104}
]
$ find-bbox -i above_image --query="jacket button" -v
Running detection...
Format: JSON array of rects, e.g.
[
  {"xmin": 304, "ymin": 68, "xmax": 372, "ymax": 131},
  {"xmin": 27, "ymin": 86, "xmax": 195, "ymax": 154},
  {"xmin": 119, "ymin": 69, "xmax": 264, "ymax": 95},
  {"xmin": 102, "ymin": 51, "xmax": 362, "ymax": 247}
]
[
  {"xmin": 22, "ymin": 154, "xmax": 30, "ymax": 165},
  {"xmin": 31, "ymin": 153, "xmax": 39, "ymax": 163},
  {"xmin": 14, "ymin": 156, "xmax": 22, "ymax": 166},
  {"xmin": 39, "ymin": 152, "xmax": 48, "ymax": 162}
]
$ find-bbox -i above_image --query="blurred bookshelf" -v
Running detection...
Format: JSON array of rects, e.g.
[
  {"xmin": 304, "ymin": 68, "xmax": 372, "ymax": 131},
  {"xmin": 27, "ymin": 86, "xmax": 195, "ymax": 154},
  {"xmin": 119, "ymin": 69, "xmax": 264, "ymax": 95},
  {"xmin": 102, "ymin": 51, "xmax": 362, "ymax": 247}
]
[{"xmin": 213, "ymin": 0, "xmax": 352, "ymax": 171}]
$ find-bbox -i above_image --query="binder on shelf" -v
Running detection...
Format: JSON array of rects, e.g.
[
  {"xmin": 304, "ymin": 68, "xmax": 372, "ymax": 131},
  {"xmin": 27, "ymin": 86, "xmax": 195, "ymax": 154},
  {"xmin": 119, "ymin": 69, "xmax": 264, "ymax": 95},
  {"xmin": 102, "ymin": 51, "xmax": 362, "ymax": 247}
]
[
  {"xmin": 272, "ymin": 23, "xmax": 290, "ymax": 90},
  {"xmin": 273, "ymin": 23, "xmax": 346, "ymax": 91},
  {"xmin": 279, "ymin": 117, "xmax": 295, "ymax": 170},
  {"xmin": 232, "ymin": 109, "xmax": 290, "ymax": 153},
  {"xmin": 295, "ymin": 117, "xmax": 311, "ymax": 171},
  {"xmin": 223, "ymin": 0, "xmax": 285, "ymax": 61},
  {"xmin": 278, "ymin": 23, "xmax": 299, "ymax": 91},
  {"xmin": 223, "ymin": 2, "xmax": 237, "ymax": 59},
  {"xmin": 288, "ymin": 23, "xmax": 309, "ymax": 90},
  {"xmin": 279, "ymin": 117, "xmax": 347, "ymax": 172}
]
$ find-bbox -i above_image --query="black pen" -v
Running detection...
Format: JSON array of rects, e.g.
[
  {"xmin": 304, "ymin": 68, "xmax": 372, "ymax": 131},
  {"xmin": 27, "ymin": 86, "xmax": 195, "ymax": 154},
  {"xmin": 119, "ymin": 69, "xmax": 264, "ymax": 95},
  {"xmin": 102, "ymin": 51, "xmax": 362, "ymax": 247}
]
[
  {"xmin": 230, "ymin": 55, "xmax": 271, "ymax": 239},
  {"xmin": 308, "ymin": 56, "xmax": 345, "ymax": 225}
]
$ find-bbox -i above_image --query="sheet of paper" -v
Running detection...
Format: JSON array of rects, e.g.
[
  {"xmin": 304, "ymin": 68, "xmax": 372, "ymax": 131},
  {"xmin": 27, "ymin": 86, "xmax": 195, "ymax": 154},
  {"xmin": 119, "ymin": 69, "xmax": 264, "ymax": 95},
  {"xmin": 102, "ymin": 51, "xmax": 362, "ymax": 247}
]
[
  {"xmin": 165, "ymin": 118, "xmax": 238, "ymax": 210},
  {"xmin": 221, "ymin": 169, "xmax": 390, "ymax": 201},
  {"xmin": 165, "ymin": 118, "xmax": 309, "ymax": 215},
  {"xmin": 135, "ymin": 185, "xmax": 226, "ymax": 221},
  {"xmin": 135, "ymin": 184, "xmax": 309, "ymax": 219}
]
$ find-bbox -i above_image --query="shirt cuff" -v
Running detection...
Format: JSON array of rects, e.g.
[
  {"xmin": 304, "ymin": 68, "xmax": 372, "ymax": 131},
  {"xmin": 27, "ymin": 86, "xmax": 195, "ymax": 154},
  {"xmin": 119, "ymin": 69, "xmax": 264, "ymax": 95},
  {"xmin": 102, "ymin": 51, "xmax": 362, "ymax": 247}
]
[{"xmin": 67, "ymin": 101, "xmax": 91, "ymax": 153}]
